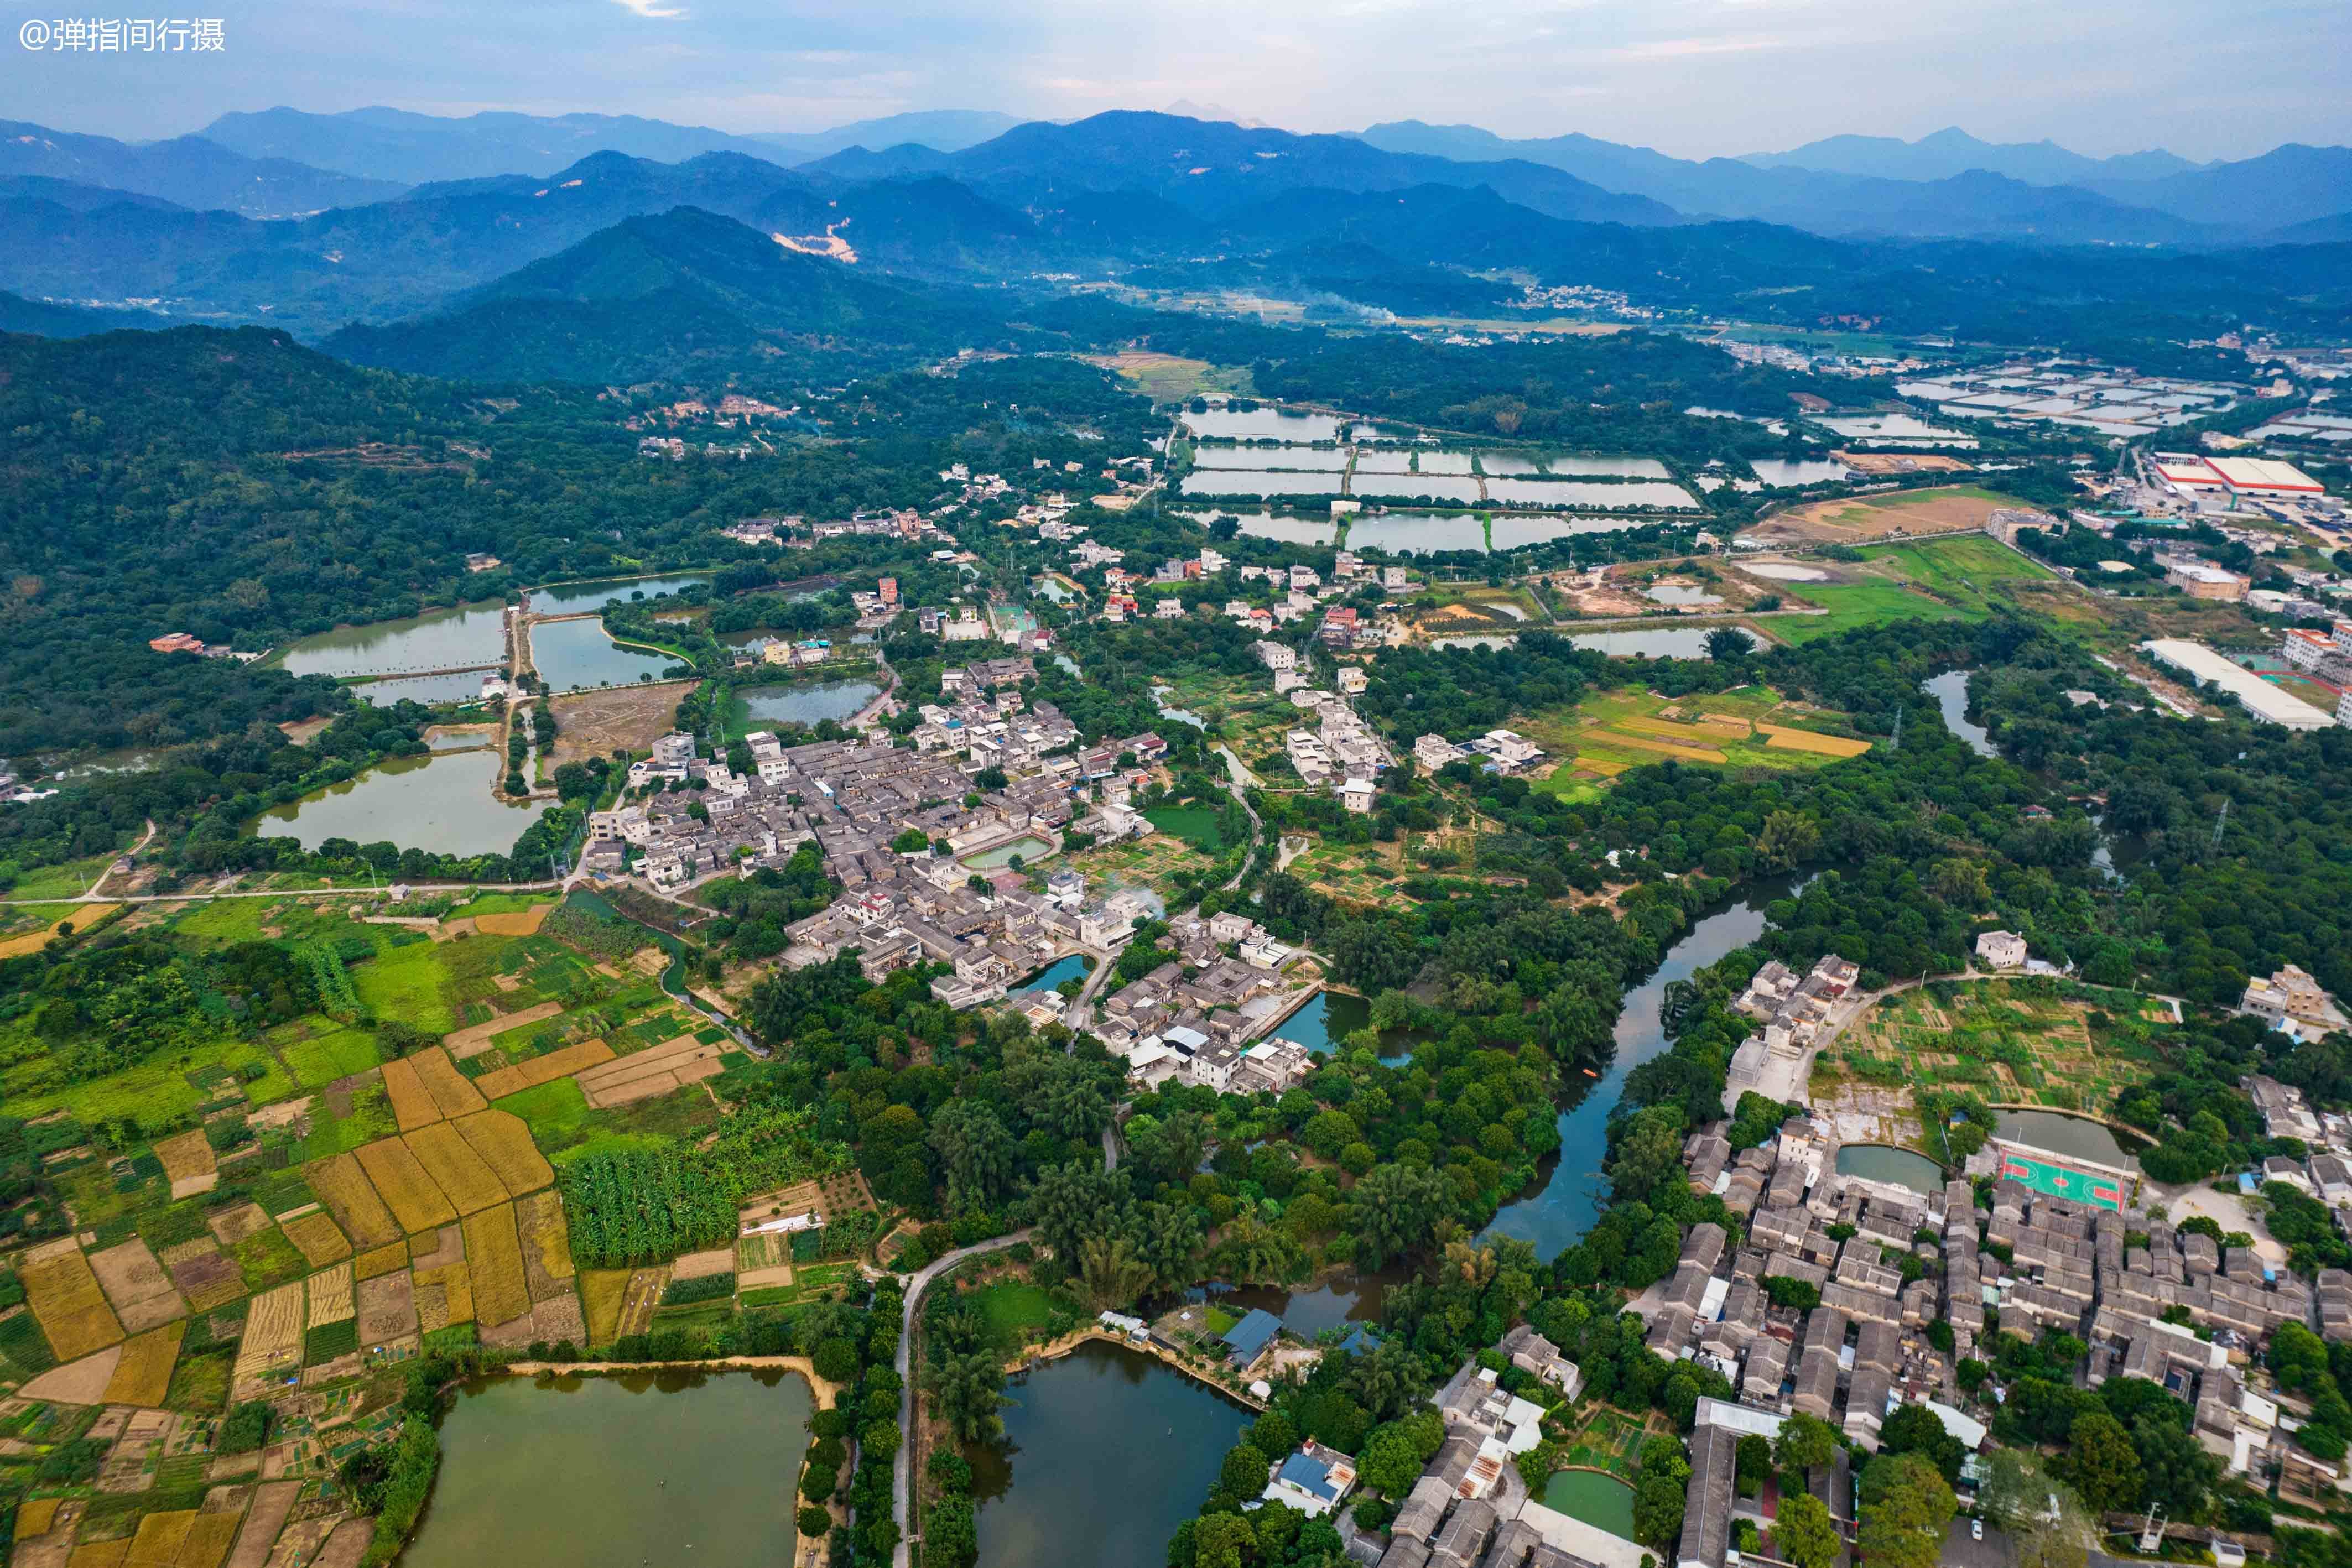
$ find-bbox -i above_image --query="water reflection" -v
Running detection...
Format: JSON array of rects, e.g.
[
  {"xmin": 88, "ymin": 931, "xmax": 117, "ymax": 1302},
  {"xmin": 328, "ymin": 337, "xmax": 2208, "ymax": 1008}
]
[
  {"xmin": 1923, "ymin": 670, "xmax": 1994, "ymax": 757},
  {"xmin": 1482, "ymin": 874, "xmax": 1805, "ymax": 1260},
  {"xmin": 967, "ymin": 1340, "xmax": 1251, "ymax": 1568}
]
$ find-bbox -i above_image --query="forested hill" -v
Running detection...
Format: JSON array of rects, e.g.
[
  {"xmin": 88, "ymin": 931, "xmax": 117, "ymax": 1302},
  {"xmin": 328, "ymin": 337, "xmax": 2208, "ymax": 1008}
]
[
  {"xmin": 324, "ymin": 206, "xmax": 1008, "ymax": 385},
  {"xmin": 0, "ymin": 327, "xmax": 1163, "ymax": 759}
]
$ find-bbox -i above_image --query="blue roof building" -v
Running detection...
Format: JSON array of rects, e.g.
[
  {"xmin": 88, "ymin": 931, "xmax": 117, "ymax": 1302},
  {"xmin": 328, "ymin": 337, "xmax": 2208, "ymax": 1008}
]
[
  {"xmin": 1220, "ymin": 1307, "xmax": 1281, "ymax": 1368},
  {"xmin": 1262, "ymin": 1442, "xmax": 1359, "ymax": 1519}
]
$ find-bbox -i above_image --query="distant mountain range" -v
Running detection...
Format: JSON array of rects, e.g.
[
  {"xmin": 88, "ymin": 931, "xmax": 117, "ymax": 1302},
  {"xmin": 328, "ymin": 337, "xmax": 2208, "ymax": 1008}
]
[
  {"xmin": 197, "ymin": 106, "xmax": 1024, "ymax": 185},
  {"xmin": 1353, "ymin": 121, "xmax": 2352, "ymax": 242},
  {"xmin": 0, "ymin": 119, "xmax": 404, "ymax": 218},
  {"xmin": 1741, "ymin": 126, "xmax": 2205, "ymax": 185},
  {"xmin": 2, "ymin": 106, "xmax": 2349, "ymax": 366}
]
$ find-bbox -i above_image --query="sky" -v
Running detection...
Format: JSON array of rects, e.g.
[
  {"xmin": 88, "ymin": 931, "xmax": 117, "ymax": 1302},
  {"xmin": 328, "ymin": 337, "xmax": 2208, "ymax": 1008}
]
[{"xmin": 4, "ymin": 0, "xmax": 2348, "ymax": 161}]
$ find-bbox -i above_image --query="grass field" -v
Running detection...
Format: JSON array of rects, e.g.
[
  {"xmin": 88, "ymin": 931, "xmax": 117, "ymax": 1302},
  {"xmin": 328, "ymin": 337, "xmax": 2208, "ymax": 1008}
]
[
  {"xmin": 1523, "ymin": 685, "xmax": 1867, "ymax": 794},
  {"xmin": 5, "ymin": 854, "xmax": 117, "ymax": 902},
  {"xmin": 1145, "ymin": 806, "xmax": 1228, "ymax": 855},
  {"xmin": 1770, "ymin": 533, "xmax": 2066, "ymax": 644},
  {"xmin": 970, "ymin": 1282, "xmax": 1057, "ymax": 1344},
  {"xmin": 1083, "ymin": 351, "xmax": 1253, "ymax": 402}
]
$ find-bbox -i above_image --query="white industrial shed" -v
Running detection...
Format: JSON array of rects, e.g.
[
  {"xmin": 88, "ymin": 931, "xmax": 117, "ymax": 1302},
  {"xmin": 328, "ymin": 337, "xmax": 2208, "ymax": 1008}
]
[{"xmin": 2142, "ymin": 639, "xmax": 2339, "ymax": 730}]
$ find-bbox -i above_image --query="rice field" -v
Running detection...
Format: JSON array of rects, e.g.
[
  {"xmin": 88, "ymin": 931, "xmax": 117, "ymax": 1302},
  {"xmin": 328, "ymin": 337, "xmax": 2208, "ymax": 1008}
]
[
  {"xmin": 232, "ymin": 1283, "xmax": 303, "ymax": 1381},
  {"xmin": 353, "ymin": 1138, "xmax": 459, "ymax": 1234},
  {"xmin": 412, "ymin": 1048, "xmax": 488, "ymax": 1118},
  {"xmin": 403, "ymin": 1123, "xmax": 506, "ymax": 1214},
  {"xmin": 304, "ymin": 1262, "xmax": 354, "ymax": 1327},
  {"xmin": 413, "ymin": 1262, "xmax": 473, "ymax": 1333},
  {"xmin": 278, "ymin": 1210, "xmax": 351, "ymax": 1268},
  {"xmin": 101, "ymin": 1322, "xmax": 185, "ymax": 1408},
  {"xmin": 305, "ymin": 1154, "xmax": 404, "ymax": 1249},
  {"xmin": 452, "ymin": 1111, "xmax": 554, "ymax": 1196},
  {"xmin": 23, "ymin": 1243, "xmax": 128, "ymax": 1361},
  {"xmin": 462, "ymin": 1205, "xmax": 531, "ymax": 1330},
  {"xmin": 579, "ymin": 1269, "xmax": 633, "ymax": 1345},
  {"xmin": 378, "ymin": 1056, "xmax": 440, "ymax": 1131}
]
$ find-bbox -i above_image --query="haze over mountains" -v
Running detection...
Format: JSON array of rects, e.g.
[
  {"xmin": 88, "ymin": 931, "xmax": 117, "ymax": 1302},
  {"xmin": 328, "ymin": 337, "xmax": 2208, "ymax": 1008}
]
[{"xmin": 1, "ymin": 102, "xmax": 2346, "ymax": 380}]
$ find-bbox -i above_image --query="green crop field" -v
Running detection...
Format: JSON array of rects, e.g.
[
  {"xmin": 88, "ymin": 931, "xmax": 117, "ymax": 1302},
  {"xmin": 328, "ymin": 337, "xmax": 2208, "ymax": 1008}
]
[{"xmin": 1144, "ymin": 806, "xmax": 1227, "ymax": 854}]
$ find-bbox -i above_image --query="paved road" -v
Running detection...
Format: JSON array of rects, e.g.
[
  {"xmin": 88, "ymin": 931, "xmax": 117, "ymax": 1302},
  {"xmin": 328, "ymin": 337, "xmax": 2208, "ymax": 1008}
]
[
  {"xmin": 3, "ymin": 878, "xmax": 565, "ymax": 907},
  {"xmin": 891, "ymin": 1229, "xmax": 1037, "ymax": 1568},
  {"xmin": 1060, "ymin": 944, "xmax": 1122, "ymax": 1034},
  {"xmin": 1214, "ymin": 748, "xmax": 1264, "ymax": 893}
]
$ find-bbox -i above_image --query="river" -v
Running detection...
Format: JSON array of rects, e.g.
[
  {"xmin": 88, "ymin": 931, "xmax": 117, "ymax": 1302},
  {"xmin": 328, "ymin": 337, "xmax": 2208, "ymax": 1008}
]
[
  {"xmin": 1481, "ymin": 873, "xmax": 1804, "ymax": 1260},
  {"xmin": 1923, "ymin": 670, "xmax": 1995, "ymax": 758},
  {"xmin": 967, "ymin": 1340, "xmax": 1251, "ymax": 1568},
  {"xmin": 400, "ymin": 1368, "xmax": 811, "ymax": 1568}
]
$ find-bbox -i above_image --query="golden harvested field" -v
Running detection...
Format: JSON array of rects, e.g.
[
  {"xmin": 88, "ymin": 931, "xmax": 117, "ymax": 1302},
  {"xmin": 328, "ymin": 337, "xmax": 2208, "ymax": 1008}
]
[
  {"xmin": 306, "ymin": 1154, "xmax": 403, "ymax": 1250},
  {"xmin": 615, "ymin": 1268, "xmax": 665, "ymax": 1341},
  {"xmin": 102, "ymin": 1321, "xmax": 185, "ymax": 1408},
  {"xmin": 452, "ymin": 1111, "xmax": 553, "ymax": 1197},
  {"xmin": 1757, "ymin": 723, "xmax": 1872, "ymax": 757},
  {"xmin": 413, "ymin": 1262, "xmax": 473, "ymax": 1332},
  {"xmin": 22, "ymin": 1242, "xmax": 127, "ymax": 1361},
  {"xmin": 353, "ymin": 1138, "xmax": 459, "ymax": 1234},
  {"xmin": 233, "ymin": 1283, "xmax": 304, "ymax": 1381},
  {"xmin": 473, "ymin": 904, "xmax": 553, "ymax": 937},
  {"xmin": 175, "ymin": 1513, "xmax": 241, "ymax": 1568},
  {"xmin": 278, "ymin": 1210, "xmax": 350, "ymax": 1269},
  {"xmin": 305, "ymin": 1262, "xmax": 355, "ymax": 1327},
  {"xmin": 403, "ymin": 1122, "xmax": 505, "ymax": 1214},
  {"xmin": 152, "ymin": 1129, "xmax": 216, "ymax": 1187},
  {"xmin": 472, "ymin": 1038, "xmax": 615, "ymax": 1100},
  {"xmin": 18, "ymin": 1499, "xmax": 61, "ymax": 1539},
  {"xmin": 1616, "ymin": 714, "xmax": 1753, "ymax": 743},
  {"xmin": 461, "ymin": 1205, "xmax": 530, "ymax": 1330},
  {"xmin": 353, "ymin": 1243, "xmax": 409, "ymax": 1282},
  {"xmin": 580, "ymin": 1269, "xmax": 632, "ymax": 1345},
  {"xmin": 442, "ymin": 1000, "xmax": 564, "ymax": 1061},
  {"xmin": 0, "ymin": 905, "xmax": 119, "ymax": 958},
  {"xmin": 377, "ymin": 1056, "xmax": 440, "ymax": 1132},
  {"xmin": 412, "ymin": 1048, "xmax": 488, "ymax": 1118},
  {"xmin": 517, "ymin": 1191, "xmax": 575, "ymax": 1303},
  {"xmin": 68, "ymin": 1543, "xmax": 132, "ymax": 1568},
  {"xmin": 125, "ymin": 1511, "xmax": 196, "ymax": 1568},
  {"xmin": 1593, "ymin": 731, "xmax": 1729, "ymax": 763}
]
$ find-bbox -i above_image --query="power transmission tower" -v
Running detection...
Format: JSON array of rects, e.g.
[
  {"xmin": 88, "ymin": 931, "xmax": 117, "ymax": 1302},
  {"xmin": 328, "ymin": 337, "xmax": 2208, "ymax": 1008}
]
[
  {"xmin": 1888, "ymin": 704, "xmax": 1903, "ymax": 752},
  {"xmin": 2210, "ymin": 798, "xmax": 2230, "ymax": 856},
  {"xmin": 2139, "ymin": 1501, "xmax": 2167, "ymax": 1554}
]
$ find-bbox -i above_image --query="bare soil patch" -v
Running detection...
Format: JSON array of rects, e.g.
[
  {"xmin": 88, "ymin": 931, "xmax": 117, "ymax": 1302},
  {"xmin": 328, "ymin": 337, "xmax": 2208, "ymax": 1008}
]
[{"xmin": 550, "ymin": 685, "xmax": 691, "ymax": 767}]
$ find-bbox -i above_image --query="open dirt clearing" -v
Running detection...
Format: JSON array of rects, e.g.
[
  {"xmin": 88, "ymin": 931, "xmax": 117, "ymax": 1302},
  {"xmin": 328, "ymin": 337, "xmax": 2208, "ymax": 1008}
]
[
  {"xmin": 1751, "ymin": 484, "xmax": 2012, "ymax": 545},
  {"xmin": 550, "ymin": 685, "xmax": 693, "ymax": 767}
]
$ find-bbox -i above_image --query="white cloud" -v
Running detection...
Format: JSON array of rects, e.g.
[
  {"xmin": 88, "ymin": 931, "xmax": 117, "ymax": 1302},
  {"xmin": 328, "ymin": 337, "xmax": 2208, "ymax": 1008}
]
[{"xmin": 611, "ymin": 0, "xmax": 686, "ymax": 18}]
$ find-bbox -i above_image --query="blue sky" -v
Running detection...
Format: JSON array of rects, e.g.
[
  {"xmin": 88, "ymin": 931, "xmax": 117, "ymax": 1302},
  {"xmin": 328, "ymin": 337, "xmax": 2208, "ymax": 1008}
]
[{"xmin": 4, "ymin": 0, "xmax": 2347, "ymax": 160}]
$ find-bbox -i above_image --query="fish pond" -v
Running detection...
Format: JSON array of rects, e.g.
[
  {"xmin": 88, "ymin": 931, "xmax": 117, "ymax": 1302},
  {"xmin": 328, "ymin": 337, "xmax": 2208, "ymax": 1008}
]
[
  {"xmin": 967, "ymin": 1340, "xmax": 1252, "ymax": 1568},
  {"xmin": 1539, "ymin": 1471, "xmax": 1638, "ymax": 1540},
  {"xmin": 351, "ymin": 672, "xmax": 496, "ymax": 707},
  {"xmin": 400, "ymin": 1368, "xmax": 811, "ymax": 1568},
  {"xmin": 1997, "ymin": 1109, "xmax": 2141, "ymax": 1169},
  {"xmin": 1180, "ymin": 408, "xmax": 1344, "ymax": 442},
  {"xmin": 1924, "ymin": 670, "xmax": 1994, "ymax": 757},
  {"xmin": 276, "ymin": 601, "xmax": 506, "ymax": 680},
  {"xmin": 962, "ymin": 835, "xmax": 1054, "ymax": 869},
  {"xmin": 251, "ymin": 749, "xmax": 550, "ymax": 859},
  {"xmin": 736, "ymin": 679, "xmax": 882, "ymax": 728},
  {"xmin": 532, "ymin": 618, "xmax": 683, "ymax": 692},
  {"xmin": 1567, "ymin": 627, "xmax": 1757, "ymax": 659},
  {"xmin": 1835, "ymin": 1144, "xmax": 1945, "ymax": 1195},
  {"xmin": 525, "ymin": 572, "xmax": 714, "ymax": 614}
]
